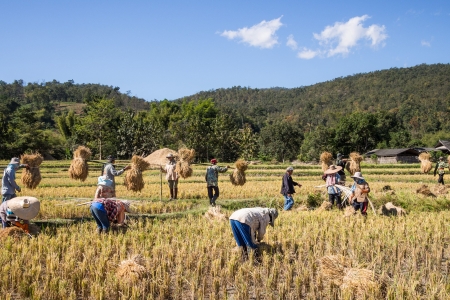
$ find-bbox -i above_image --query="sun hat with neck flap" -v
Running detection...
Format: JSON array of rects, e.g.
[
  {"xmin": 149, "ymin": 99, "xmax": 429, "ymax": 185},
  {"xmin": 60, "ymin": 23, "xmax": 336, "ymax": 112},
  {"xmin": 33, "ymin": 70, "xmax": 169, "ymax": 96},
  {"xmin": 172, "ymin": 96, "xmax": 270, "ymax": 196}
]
[{"xmin": 7, "ymin": 196, "xmax": 40, "ymax": 220}]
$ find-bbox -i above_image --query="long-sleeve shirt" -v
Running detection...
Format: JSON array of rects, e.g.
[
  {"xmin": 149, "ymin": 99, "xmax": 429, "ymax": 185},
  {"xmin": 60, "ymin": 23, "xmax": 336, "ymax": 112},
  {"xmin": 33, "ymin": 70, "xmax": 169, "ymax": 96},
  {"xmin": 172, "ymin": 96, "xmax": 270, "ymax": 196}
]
[
  {"xmin": 229, "ymin": 207, "xmax": 271, "ymax": 245},
  {"xmin": 326, "ymin": 173, "xmax": 341, "ymax": 195},
  {"xmin": 280, "ymin": 173, "xmax": 299, "ymax": 195},
  {"xmin": 0, "ymin": 201, "xmax": 29, "ymax": 224},
  {"xmin": 1, "ymin": 164, "xmax": 25, "ymax": 195},
  {"xmin": 161, "ymin": 160, "xmax": 178, "ymax": 181},
  {"xmin": 94, "ymin": 199, "xmax": 126, "ymax": 223},
  {"xmin": 205, "ymin": 165, "xmax": 228, "ymax": 187},
  {"xmin": 103, "ymin": 163, "xmax": 125, "ymax": 190}
]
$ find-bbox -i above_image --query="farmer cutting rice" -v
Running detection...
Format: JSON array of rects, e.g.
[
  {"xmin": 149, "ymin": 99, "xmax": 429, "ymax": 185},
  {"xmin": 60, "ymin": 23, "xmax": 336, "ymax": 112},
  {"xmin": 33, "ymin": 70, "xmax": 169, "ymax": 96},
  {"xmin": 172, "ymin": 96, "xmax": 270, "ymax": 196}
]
[
  {"xmin": 324, "ymin": 165, "xmax": 343, "ymax": 209},
  {"xmin": 229, "ymin": 207, "xmax": 278, "ymax": 258},
  {"xmin": 90, "ymin": 199, "xmax": 132, "ymax": 234},
  {"xmin": 280, "ymin": 166, "xmax": 302, "ymax": 211},
  {"xmin": 205, "ymin": 158, "xmax": 229, "ymax": 207},
  {"xmin": 160, "ymin": 153, "xmax": 179, "ymax": 200},
  {"xmin": 0, "ymin": 196, "xmax": 40, "ymax": 232},
  {"xmin": 102, "ymin": 155, "xmax": 131, "ymax": 197},
  {"xmin": 434, "ymin": 156, "xmax": 447, "ymax": 185},
  {"xmin": 2, "ymin": 157, "xmax": 29, "ymax": 202},
  {"xmin": 348, "ymin": 172, "xmax": 371, "ymax": 216}
]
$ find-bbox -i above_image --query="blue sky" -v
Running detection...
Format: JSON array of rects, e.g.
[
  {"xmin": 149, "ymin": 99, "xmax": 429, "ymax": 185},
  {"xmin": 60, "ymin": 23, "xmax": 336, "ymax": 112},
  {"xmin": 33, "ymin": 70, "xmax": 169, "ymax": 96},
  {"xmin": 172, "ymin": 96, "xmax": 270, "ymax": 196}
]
[{"xmin": 1, "ymin": 1, "xmax": 449, "ymax": 101}]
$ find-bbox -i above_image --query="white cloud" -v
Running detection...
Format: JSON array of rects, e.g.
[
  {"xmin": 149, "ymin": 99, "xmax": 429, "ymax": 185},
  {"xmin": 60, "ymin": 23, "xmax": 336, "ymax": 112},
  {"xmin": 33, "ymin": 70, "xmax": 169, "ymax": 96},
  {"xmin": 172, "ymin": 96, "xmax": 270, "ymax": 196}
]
[
  {"xmin": 421, "ymin": 40, "xmax": 431, "ymax": 47},
  {"xmin": 297, "ymin": 48, "xmax": 319, "ymax": 59},
  {"xmin": 297, "ymin": 15, "xmax": 387, "ymax": 59},
  {"xmin": 220, "ymin": 16, "xmax": 283, "ymax": 49},
  {"xmin": 286, "ymin": 34, "xmax": 298, "ymax": 50}
]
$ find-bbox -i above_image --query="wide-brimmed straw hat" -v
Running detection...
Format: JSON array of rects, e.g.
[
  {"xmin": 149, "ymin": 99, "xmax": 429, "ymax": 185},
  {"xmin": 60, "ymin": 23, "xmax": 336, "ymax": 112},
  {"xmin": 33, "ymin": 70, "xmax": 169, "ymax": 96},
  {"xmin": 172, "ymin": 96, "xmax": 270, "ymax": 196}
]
[
  {"xmin": 268, "ymin": 208, "xmax": 278, "ymax": 227},
  {"xmin": 350, "ymin": 172, "xmax": 365, "ymax": 180},
  {"xmin": 121, "ymin": 200, "xmax": 133, "ymax": 213},
  {"xmin": 324, "ymin": 165, "xmax": 342, "ymax": 175},
  {"xmin": 166, "ymin": 153, "xmax": 175, "ymax": 158},
  {"xmin": 9, "ymin": 157, "xmax": 20, "ymax": 165},
  {"xmin": 7, "ymin": 196, "xmax": 40, "ymax": 220}
]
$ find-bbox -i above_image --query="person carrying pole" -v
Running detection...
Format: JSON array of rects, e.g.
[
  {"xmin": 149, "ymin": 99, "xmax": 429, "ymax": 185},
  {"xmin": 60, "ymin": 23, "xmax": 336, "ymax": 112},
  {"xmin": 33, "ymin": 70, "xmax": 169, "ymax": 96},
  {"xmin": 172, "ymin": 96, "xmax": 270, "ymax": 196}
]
[
  {"xmin": 205, "ymin": 158, "xmax": 229, "ymax": 207},
  {"xmin": 348, "ymin": 172, "xmax": 370, "ymax": 216},
  {"xmin": 229, "ymin": 207, "xmax": 278, "ymax": 259},
  {"xmin": 102, "ymin": 155, "xmax": 130, "ymax": 197},
  {"xmin": 2, "ymin": 157, "xmax": 29, "ymax": 202},
  {"xmin": 160, "ymin": 153, "xmax": 179, "ymax": 200},
  {"xmin": 434, "ymin": 156, "xmax": 447, "ymax": 185}
]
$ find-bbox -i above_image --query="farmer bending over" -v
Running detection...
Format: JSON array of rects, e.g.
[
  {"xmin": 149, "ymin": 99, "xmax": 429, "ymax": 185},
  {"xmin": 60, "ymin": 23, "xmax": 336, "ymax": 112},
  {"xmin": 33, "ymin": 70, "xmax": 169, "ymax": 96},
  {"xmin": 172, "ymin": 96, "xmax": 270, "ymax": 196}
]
[
  {"xmin": 90, "ymin": 199, "xmax": 132, "ymax": 234},
  {"xmin": 349, "ymin": 172, "xmax": 370, "ymax": 216},
  {"xmin": 229, "ymin": 207, "xmax": 278, "ymax": 259},
  {"xmin": 1, "ymin": 196, "xmax": 40, "ymax": 232}
]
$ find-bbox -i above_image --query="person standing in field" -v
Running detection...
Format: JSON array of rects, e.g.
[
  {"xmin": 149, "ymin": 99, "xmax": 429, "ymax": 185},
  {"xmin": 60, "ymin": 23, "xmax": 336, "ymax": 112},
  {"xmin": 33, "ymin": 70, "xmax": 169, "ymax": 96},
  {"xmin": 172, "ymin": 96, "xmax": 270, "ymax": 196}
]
[
  {"xmin": 229, "ymin": 207, "xmax": 278, "ymax": 258},
  {"xmin": 1, "ymin": 157, "xmax": 29, "ymax": 202},
  {"xmin": 324, "ymin": 165, "xmax": 343, "ymax": 209},
  {"xmin": 160, "ymin": 153, "xmax": 179, "ymax": 200},
  {"xmin": 90, "ymin": 199, "xmax": 132, "ymax": 234},
  {"xmin": 348, "ymin": 172, "xmax": 370, "ymax": 216},
  {"xmin": 335, "ymin": 153, "xmax": 347, "ymax": 183},
  {"xmin": 434, "ymin": 156, "xmax": 447, "ymax": 185},
  {"xmin": 102, "ymin": 155, "xmax": 130, "ymax": 197},
  {"xmin": 205, "ymin": 158, "xmax": 229, "ymax": 207},
  {"xmin": 280, "ymin": 166, "xmax": 302, "ymax": 211}
]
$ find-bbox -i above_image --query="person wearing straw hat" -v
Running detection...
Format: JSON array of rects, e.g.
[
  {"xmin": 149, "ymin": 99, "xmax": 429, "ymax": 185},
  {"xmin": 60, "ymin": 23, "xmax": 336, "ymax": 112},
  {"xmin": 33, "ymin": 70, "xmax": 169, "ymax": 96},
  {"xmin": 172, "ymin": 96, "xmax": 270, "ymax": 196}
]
[
  {"xmin": 348, "ymin": 172, "xmax": 370, "ymax": 216},
  {"xmin": 160, "ymin": 153, "xmax": 179, "ymax": 200},
  {"xmin": 324, "ymin": 165, "xmax": 343, "ymax": 209},
  {"xmin": 205, "ymin": 158, "xmax": 229, "ymax": 207},
  {"xmin": 90, "ymin": 199, "xmax": 133, "ymax": 234},
  {"xmin": 434, "ymin": 156, "xmax": 447, "ymax": 185},
  {"xmin": 0, "ymin": 196, "xmax": 40, "ymax": 231},
  {"xmin": 102, "ymin": 155, "xmax": 131, "ymax": 197},
  {"xmin": 229, "ymin": 207, "xmax": 278, "ymax": 258},
  {"xmin": 1, "ymin": 157, "xmax": 29, "ymax": 203},
  {"xmin": 94, "ymin": 176, "xmax": 115, "ymax": 199},
  {"xmin": 280, "ymin": 166, "xmax": 302, "ymax": 211}
]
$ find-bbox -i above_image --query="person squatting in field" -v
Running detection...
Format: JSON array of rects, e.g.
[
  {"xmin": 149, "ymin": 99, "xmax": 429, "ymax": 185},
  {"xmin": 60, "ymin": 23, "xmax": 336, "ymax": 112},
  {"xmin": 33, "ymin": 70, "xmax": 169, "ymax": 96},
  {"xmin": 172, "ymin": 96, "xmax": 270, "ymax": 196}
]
[
  {"xmin": 349, "ymin": 172, "xmax": 371, "ymax": 216},
  {"xmin": 434, "ymin": 156, "xmax": 447, "ymax": 185},
  {"xmin": 280, "ymin": 166, "xmax": 302, "ymax": 210},
  {"xmin": 1, "ymin": 197, "xmax": 40, "ymax": 231},
  {"xmin": 160, "ymin": 153, "xmax": 179, "ymax": 200},
  {"xmin": 90, "ymin": 199, "xmax": 132, "ymax": 234},
  {"xmin": 94, "ymin": 176, "xmax": 115, "ymax": 199},
  {"xmin": 229, "ymin": 207, "xmax": 278, "ymax": 258},
  {"xmin": 324, "ymin": 165, "xmax": 343, "ymax": 209},
  {"xmin": 102, "ymin": 155, "xmax": 131, "ymax": 197},
  {"xmin": 1, "ymin": 157, "xmax": 29, "ymax": 202},
  {"xmin": 205, "ymin": 158, "xmax": 229, "ymax": 207}
]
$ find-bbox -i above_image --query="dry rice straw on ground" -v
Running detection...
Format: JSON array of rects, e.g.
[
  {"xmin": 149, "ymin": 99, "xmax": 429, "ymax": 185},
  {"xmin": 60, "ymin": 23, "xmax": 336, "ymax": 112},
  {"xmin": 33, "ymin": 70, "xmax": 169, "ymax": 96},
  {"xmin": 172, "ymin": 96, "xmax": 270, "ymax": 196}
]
[
  {"xmin": 124, "ymin": 155, "xmax": 150, "ymax": 192},
  {"xmin": 316, "ymin": 201, "xmax": 332, "ymax": 212},
  {"xmin": 21, "ymin": 153, "xmax": 43, "ymax": 189},
  {"xmin": 344, "ymin": 206, "xmax": 356, "ymax": 217},
  {"xmin": 116, "ymin": 254, "xmax": 147, "ymax": 282},
  {"xmin": 175, "ymin": 148, "xmax": 195, "ymax": 179},
  {"xmin": 68, "ymin": 146, "xmax": 91, "ymax": 182},
  {"xmin": 204, "ymin": 205, "xmax": 227, "ymax": 221},
  {"xmin": 320, "ymin": 152, "xmax": 333, "ymax": 172},
  {"xmin": 378, "ymin": 202, "xmax": 406, "ymax": 216},
  {"xmin": 230, "ymin": 159, "xmax": 248, "ymax": 186},
  {"xmin": 416, "ymin": 184, "xmax": 436, "ymax": 197}
]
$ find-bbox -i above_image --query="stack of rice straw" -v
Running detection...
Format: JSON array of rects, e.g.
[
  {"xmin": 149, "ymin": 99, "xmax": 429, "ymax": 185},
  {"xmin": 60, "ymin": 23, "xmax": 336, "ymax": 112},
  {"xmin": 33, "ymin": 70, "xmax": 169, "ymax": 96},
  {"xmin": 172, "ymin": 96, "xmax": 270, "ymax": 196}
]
[
  {"xmin": 418, "ymin": 152, "xmax": 432, "ymax": 173},
  {"xmin": 230, "ymin": 159, "xmax": 248, "ymax": 186},
  {"xmin": 116, "ymin": 254, "xmax": 147, "ymax": 282},
  {"xmin": 316, "ymin": 201, "xmax": 332, "ymax": 212},
  {"xmin": 320, "ymin": 152, "xmax": 333, "ymax": 172},
  {"xmin": 21, "ymin": 153, "xmax": 43, "ymax": 189},
  {"xmin": 175, "ymin": 148, "xmax": 195, "ymax": 179},
  {"xmin": 204, "ymin": 205, "xmax": 227, "ymax": 221},
  {"xmin": 319, "ymin": 255, "xmax": 382, "ymax": 298},
  {"xmin": 345, "ymin": 152, "xmax": 363, "ymax": 175},
  {"xmin": 124, "ymin": 155, "xmax": 150, "ymax": 192},
  {"xmin": 68, "ymin": 146, "xmax": 91, "ymax": 182}
]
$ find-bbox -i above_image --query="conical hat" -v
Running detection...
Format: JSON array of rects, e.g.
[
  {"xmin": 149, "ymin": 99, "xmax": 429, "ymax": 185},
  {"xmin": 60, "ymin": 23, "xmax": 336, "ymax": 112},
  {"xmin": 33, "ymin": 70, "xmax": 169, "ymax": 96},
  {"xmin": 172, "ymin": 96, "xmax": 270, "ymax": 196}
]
[{"xmin": 7, "ymin": 196, "xmax": 40, "ymax": 220}]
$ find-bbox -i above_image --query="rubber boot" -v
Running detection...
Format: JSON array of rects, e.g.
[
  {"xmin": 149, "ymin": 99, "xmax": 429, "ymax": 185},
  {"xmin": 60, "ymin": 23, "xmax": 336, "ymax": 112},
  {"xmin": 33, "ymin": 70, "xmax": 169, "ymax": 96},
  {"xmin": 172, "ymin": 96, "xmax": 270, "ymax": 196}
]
[
  {"xmin": 173, "ymin": 188, "xmax": 178, "ymax": 200},
  {"xmin": 169, "ymin": 188, "xmax": 174, "ymax": 200}
]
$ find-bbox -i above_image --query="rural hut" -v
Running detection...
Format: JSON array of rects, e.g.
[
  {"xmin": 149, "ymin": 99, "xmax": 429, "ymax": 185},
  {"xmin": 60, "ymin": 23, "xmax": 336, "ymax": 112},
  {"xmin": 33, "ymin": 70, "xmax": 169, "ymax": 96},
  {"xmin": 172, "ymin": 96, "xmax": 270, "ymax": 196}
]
[
  {"xmin": 364, "ymin": 148, "xmax": 419, "ymax": 164},
  {"xmin": 434, "ymin": 140, "xmax": 450, "ymax": 154}
]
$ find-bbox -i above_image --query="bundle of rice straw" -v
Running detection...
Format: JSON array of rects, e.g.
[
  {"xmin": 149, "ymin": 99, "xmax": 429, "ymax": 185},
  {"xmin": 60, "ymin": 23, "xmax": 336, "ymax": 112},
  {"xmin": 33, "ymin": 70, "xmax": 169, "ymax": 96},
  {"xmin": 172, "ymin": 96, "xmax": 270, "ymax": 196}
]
[
  {"xmin": 418, "ymin": 152, "xmax": 432, "ymax": 173},
  {"xmin": 68, "ymin": 146, "xmax": 91, "ymax": 182},
  {"xmin": 175, "ymin": 148, "xmax": 195, "ymax": 179},
  {"xmin": 344, "ymin": 206, "xmax": 356, "ymax": 217},
  {"xmin": 319, "ymin": 255, "xmax": 381, "ymax": 299},
  {"xmin": 21, "ymin": 153, "xmax": 43, "ymax": 189},
  {"xmin": 416, "ymin": 185, "xmax": 436, "ymax": 197},
  {"xmin": 316, "ymin": 201, "xmax": 332, "ymax": 212},
  {"xmin": 434, "ymin": 185, "xmax": 448, "ymax": 195},
  {"xmin": 346, "ymin": 152, "xmax": 363, "ymax": 175},
  {"xmin": 230, "ymin": 159, "xmax": 248, "ymax": 186},
  {"xmin": 296, "ymin": 205, "xmax": 309, "ymax": 211},
  {"xmin": 116, "ymin": 254, "xmax": 147, "ymax": 282},
  {"xmin": 320, "ymin": 152, "xmax": 333, "ymax": 172},
  {"xmin": 378, "ymin": 202, "xmax": 406, "ymax": 216},
  {"xmin": 0, "ymin": 227, "xmax": 27, "ymax": 240},
  {"xmin": 204, "ymin": 205, "xmax": 227, "ymax": 221},
  {"xmin": 124, "ymin": 155, "xmax": 150, "ymax": 192}
]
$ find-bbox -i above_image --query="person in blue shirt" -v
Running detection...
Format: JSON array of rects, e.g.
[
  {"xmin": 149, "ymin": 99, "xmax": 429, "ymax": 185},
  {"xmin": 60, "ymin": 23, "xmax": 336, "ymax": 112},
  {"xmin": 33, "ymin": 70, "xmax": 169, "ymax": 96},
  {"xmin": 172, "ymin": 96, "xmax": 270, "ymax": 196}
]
[{"xmin": 2, "ymin": 157, "xmax": 29, "ymax": 202}]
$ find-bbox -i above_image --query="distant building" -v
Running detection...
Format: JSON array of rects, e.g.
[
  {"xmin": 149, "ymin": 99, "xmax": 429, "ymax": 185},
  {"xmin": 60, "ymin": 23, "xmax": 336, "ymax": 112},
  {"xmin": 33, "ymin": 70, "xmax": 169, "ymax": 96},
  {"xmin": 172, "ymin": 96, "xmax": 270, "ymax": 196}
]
[
  {"xmin": 434, "ymin": 140, "xmax": 450, "ymax": 154},
  {"xmin": 364, "ymin": 148, "xmax": 420, "ymax": 164}
]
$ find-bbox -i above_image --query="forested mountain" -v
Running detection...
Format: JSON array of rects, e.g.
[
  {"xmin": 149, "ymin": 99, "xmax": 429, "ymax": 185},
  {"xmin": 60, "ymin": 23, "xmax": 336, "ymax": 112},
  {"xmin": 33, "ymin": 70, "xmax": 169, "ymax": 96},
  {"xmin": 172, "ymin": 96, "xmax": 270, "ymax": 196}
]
[{"xmin": 1, "ymin": 64, "xmax": 449, "ymax": 162}]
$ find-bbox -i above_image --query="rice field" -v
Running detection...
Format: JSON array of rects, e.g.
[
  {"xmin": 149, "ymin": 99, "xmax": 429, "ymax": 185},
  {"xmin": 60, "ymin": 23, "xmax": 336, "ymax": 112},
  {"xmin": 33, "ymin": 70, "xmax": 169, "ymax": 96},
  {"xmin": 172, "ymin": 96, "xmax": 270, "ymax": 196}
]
[{"xmin": 1, "ymin": 160, "xmax": 450, "ymax": 299}]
